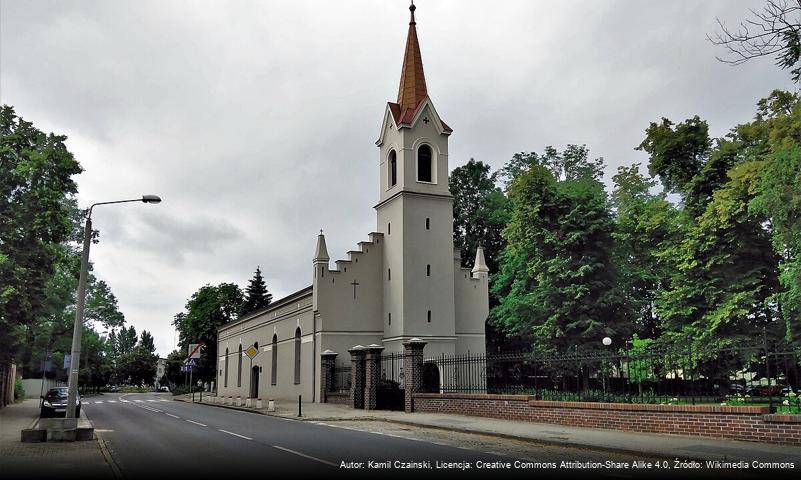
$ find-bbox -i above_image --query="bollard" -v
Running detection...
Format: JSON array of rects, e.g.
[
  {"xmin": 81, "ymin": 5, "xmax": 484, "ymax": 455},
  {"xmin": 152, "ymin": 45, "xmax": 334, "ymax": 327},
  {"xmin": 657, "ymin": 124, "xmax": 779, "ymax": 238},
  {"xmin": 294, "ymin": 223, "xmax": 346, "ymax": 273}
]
[
  {"xmin": 267, "ymin": 399, "xmax": 275, "ymax": 412},
  {"xmin": 298, "ymin": 395, "xmax": 302, "ymax": 417}
]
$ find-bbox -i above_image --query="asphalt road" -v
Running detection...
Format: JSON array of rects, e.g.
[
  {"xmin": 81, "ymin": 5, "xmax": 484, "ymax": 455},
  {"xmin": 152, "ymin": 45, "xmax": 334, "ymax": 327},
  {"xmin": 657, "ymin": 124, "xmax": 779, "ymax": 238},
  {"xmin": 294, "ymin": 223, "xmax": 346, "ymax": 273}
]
[
  {"xmin": 83, "ymin": 393, "xmax": 775, "ymax": 479},
  {"xmin": 85, "ymin": 392, "xmax": 537, "ymax": 478}
]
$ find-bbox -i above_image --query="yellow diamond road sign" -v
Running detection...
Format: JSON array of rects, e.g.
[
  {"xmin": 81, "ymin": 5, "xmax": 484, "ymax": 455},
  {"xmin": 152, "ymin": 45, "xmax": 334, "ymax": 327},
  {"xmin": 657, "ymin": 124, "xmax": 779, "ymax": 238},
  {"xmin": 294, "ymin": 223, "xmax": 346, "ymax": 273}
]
[{"xmin": 245, "ymin": 345, "xmax": 259, "ymax": 359}]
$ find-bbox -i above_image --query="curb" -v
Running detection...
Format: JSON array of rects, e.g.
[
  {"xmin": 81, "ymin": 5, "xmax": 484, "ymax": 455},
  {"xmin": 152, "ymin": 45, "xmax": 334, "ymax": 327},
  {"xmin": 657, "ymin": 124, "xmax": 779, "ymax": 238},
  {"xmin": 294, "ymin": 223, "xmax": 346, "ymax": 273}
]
[
  {"xmin": 85, "ymin": 410, "xmax": 123, "ymax": 480},
  {"xmin": 172, "ymin": 396, "xmax": 380, "ymax": 421},
  {"xmin": 171, "ymin": 397, "xmax": 688, "ymax": 461}
]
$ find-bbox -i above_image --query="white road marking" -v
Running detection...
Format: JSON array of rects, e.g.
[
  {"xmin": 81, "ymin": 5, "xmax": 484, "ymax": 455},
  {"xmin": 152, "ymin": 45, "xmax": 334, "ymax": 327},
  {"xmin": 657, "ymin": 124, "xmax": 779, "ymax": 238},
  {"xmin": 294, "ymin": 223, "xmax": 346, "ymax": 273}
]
[
  {"xmin": 134, "ymin": 400, "xmax": 144, "ymax": 403},
  {"xmin": 159, "ymin": 399, "xmax": 169, "ymax": 402},
  {"xmin": 108, "ymin": 400, "xmax": 117, "ymax": 403},
  {"xmin": 94, "ymin": 401, "xmax": 103, "ymax": 404},
  {"xmin": 164, "ymin": 413, "xmax": 180, "ymax": 418},
  {"xmin": 218, "ymin": 429, "xmax": 252, "ymax": 440},
  {"xmin": 120, "ymin": 400, "xmax": 130, "ymax": 403},
  {"xmin": 186, "ymin": 420, "xmax": 207, "ymax": 427},
  {"xmin": 140, "ymin": 406, "xmax": 162, "ymax": 413},
  {"xmin": 272, "ymin": 445, "xmax": 338, "ymax": 468},
  {"xmin": 147, "ymin": 399, "xmax": 158, "ymax": 402}
]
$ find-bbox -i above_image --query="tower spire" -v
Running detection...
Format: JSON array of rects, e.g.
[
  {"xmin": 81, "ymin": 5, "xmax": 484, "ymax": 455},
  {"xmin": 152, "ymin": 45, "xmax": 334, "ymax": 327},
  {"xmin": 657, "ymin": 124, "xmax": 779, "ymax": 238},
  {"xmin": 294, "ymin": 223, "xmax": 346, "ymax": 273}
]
[{"xmin": 397, "ymin": 1, "xmax": 427, "ymax": 113}]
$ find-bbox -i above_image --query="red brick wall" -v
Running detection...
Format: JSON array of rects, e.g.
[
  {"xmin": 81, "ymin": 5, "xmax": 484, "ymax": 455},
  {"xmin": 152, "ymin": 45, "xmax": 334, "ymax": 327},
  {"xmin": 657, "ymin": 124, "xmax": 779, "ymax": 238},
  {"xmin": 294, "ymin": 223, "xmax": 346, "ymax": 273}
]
[{"xmin": 412, "ymin": 393, "xmax": 801, "ymax": 446}]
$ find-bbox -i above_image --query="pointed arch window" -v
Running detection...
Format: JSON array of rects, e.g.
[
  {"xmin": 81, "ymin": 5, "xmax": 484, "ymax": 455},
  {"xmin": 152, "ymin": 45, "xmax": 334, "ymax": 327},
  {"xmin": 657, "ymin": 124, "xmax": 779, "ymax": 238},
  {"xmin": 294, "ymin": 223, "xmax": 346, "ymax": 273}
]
[
  {"xmin": 417, "ymin": 145, "xmax": 432, "ymax": 182},
  {"xmin": 224, "ymin": 347, "xmax": 229, "ymax": 388},
  {"xmin": 294, "ymin": 328, "xmax": 302, "ymax": 385},
  {"xmin": 271, "ymin": 334, "xmax": 278, "ymax": 386},
  {"xmin": 388, "ymin": 150, "xmax": 397, "ymax": 187},
  {"xmin": 237, "ymin": 344, "xmax": 242, "ymax": 387}
]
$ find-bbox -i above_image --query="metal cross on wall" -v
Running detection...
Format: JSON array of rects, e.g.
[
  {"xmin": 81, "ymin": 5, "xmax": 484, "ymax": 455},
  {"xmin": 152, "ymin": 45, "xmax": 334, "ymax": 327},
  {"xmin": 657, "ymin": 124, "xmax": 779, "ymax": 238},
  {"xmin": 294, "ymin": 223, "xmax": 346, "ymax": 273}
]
[
  {"xmin": 423, "ymin": 116, "xmax": 430, "ymax": 124},
  {"xmin": 350, "ymin": 279, "xmax": 360, "ymax": 299}
]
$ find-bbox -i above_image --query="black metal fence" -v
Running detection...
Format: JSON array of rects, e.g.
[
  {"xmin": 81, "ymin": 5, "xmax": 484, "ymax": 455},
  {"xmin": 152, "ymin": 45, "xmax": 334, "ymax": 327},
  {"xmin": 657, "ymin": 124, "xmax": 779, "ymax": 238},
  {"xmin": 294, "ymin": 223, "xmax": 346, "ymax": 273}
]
[
  {"xmin": 379, "ymin": 352, "xmax": 407, "ymax": 410},
  {"xmin": 423, "ymin": 343, "xmax": 801, "ymax": 412},
  {"xmin": 330, "ymin": 365, "xmax": 351, "ymax": 393}
]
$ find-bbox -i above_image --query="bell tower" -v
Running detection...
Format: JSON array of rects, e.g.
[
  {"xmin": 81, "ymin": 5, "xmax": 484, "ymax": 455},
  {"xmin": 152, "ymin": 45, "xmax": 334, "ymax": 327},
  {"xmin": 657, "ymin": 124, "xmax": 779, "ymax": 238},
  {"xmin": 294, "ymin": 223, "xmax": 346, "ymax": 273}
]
[{"xmin": 375, "ymin": 2, "xmax": 456, "ymax": 355}]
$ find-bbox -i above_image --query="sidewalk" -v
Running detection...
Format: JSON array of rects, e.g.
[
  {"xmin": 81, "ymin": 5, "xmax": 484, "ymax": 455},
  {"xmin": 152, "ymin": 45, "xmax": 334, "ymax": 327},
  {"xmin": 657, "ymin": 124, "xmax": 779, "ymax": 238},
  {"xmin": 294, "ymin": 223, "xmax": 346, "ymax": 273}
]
[
  {"xmin": 176, "ymin": 395, "xmax": 801, "ymax": 464},
  {"xmin": 0, "ymin": 399, "xmax": 114, "ymax": 478}
]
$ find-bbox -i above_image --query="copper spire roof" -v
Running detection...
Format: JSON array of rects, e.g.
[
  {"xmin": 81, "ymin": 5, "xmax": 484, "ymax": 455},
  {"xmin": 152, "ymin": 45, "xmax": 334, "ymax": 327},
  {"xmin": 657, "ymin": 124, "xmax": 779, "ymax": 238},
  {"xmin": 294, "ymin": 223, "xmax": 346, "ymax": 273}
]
[
  {"xmin": 397, "ymin": 2, "xmax": 427, "ymax": 113},
  {"xmin": 385, "ymin": 2, "xmax": 451, "ymax": 133}
]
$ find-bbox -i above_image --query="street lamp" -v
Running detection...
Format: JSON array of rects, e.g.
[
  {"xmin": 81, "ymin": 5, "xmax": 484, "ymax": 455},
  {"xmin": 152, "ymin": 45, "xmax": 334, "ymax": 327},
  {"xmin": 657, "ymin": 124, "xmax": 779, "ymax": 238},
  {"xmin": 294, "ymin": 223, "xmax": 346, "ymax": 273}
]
[{"xmin": 65, "ymin": 195, "xmax": 162, "ymax": 419}]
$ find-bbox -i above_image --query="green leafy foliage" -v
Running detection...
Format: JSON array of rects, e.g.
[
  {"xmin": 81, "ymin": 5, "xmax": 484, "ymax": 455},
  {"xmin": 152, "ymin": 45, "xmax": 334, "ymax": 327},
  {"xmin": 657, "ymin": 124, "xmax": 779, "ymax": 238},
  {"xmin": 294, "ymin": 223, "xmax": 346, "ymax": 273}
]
[
  {"xmin": 0, "ymin": 105, "xmax": 82, "ymax": 362},
  {"xmin": 491, "ymin": 148, "xmax": 629, "ymax": 354},
  {"xmin": 173, "ymin": 283, "xmax": 244, "ymax": 381}
]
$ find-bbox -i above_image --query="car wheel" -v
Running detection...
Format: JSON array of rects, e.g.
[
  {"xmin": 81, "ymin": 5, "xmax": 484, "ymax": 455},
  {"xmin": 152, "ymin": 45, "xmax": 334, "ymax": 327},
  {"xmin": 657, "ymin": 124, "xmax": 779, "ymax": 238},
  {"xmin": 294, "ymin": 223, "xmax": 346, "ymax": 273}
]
[
  {"xmin": 75, "ymin": 406, "xmax": 81, "ymax": 418},
  {"xmin": 40, "ymin": 408, "xmax": 50, "ymax": 418}
]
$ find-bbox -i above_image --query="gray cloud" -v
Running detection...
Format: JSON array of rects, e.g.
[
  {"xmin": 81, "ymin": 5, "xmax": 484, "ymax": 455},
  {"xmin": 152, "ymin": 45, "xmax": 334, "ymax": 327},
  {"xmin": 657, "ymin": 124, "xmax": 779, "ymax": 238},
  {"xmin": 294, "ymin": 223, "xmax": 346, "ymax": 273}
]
[{"xmin": 1, "ymin": 0, "xmax": 792, "ymax": 355}]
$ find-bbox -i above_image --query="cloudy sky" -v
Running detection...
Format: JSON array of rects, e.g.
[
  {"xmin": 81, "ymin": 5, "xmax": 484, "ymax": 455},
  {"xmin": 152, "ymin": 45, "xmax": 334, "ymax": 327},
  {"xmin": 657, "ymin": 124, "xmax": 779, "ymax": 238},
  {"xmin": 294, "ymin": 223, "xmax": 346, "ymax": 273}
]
[{"xmin": 1, "ymin": 0, "xmax": 793, "ymax": 356}]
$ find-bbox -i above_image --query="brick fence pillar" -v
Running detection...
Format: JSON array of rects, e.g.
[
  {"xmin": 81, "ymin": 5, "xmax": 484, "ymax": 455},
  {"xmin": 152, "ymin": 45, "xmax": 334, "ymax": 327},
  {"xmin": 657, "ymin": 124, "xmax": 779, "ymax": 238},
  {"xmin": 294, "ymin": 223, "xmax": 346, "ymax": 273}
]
[
  {"xmin": 364, "ymin": 344, "xmax": 384, "ymax": 410},
  {"xmin": 403, "ymin": 338, "xmax": 427, "ymax": 413},
  {"xmin": 349, "ymin": 345, "xmax": 367, "ymax": 409},
  {"xmin": 319, "ymin": 350, "xmax": 338, "ymax": 403}
]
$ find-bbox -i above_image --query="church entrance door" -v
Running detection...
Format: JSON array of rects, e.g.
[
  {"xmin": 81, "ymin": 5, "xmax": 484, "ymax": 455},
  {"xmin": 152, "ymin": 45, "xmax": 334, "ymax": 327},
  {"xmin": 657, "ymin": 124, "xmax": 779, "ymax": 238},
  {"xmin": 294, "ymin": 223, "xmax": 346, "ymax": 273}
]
[{"xmin": 250, "ymin": 366, "xmax": 259, "ymax": 399}]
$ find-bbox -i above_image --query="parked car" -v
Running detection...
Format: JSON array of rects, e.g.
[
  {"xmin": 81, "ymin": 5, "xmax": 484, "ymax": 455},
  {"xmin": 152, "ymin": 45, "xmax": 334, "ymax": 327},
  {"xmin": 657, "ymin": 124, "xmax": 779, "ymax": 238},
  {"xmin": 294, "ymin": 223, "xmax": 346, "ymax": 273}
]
[
  {"xmin": 729, "ymin": 383, "xmax": 747, "ymax": 394},
  {"xmin": 40, "ymin": 387, "xmax": 80, "ymax": 418}
]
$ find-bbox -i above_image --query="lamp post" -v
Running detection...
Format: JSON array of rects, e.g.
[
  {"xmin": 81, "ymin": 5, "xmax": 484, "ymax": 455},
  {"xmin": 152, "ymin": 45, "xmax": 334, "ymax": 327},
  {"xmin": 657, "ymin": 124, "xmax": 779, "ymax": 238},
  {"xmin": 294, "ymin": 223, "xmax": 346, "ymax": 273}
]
[{"xmin": 65, "ymin": 195, "xmax": 162, "ymax": 419}]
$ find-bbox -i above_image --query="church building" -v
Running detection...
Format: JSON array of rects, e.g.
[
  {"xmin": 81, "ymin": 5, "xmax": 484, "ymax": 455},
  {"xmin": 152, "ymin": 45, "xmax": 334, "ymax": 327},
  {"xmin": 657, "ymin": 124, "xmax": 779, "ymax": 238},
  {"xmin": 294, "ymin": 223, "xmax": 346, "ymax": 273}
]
[{"xmin": 216, "ymin": 3, "xmax": 489, "ymax": 402}]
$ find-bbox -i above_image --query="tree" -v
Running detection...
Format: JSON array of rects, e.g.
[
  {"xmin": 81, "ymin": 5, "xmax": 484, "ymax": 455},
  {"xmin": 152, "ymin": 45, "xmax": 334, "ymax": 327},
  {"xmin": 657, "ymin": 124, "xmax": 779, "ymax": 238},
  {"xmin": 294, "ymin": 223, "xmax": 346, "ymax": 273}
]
[
  {"xmin": 743, "ymin": 90, "xmax": 801, "ymax": 343},
  {"xmin": 173, "ymin": 283, "xmax": 244, "ymax": 383},
  {"xmin": 0, "ymin": 105, "xmax": 82, "ymax": 362},
  {"xmin": 139, "ymin": 330, "xmax": 156, "ymax": 354},
  {"xmin": 116, "ymin": 345, "xmax": 157, "ymax": 387},
  {"xmin": 449, "ymin": 159, "xmax": 509, "ymax": 273},
  {"xmin": 241, "ymin": 267, "xmax": 272, "ymax": 316},
  {"xmin": 112, "ymin": 325, "xmax": 138, "ymax": 358},
  {"xmin": 611, "ymin": 164, "xmax": 682, "ymax": 339},
  {"xmin": 637, "ymin": 95, "xmax": 788, "ymax": 349},
  {"xmin": 709, "ymin": 0, "xmax": 801, "ymax": 82},
  {"xmin": 84, "ymin": 280, "xmax": 125, "ymax": 330},
  {"xmin": 498, "ymin": 145, "xmax": 604, "ymax": 190},
  {"xmin": 636, "ymin": 116, "xmax": 713, "ymax": 216},
  {"xmin": 491, "ymin": 148, "xmax": 629, "ymax": 354}
]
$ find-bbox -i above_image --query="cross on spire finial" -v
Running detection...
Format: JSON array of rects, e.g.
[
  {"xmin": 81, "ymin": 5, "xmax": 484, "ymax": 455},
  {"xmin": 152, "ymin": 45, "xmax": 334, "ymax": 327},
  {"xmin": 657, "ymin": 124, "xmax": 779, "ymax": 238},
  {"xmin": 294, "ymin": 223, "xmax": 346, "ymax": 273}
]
[{"xmin": 409, "ymin": 1, "xmax": 416, "ymax": 25}]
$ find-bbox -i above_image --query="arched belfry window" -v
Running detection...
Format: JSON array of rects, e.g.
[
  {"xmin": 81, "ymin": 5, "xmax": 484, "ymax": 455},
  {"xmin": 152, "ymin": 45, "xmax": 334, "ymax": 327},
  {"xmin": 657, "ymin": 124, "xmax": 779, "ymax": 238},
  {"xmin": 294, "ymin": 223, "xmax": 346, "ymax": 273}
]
[
  {"xmin": 224, "ymin": 347, "xmax": 229, "ymax": 388},
  {"xmin": 417, "ymin": 145, "xmax": 432, "ymax": 182},
  {"xmin": 388, "ymin": 150, "xmax": 397, "ymax": 187},
  {"xmin": 271, "ymin": 334, "xmax": 278, "ymax": 386},
  {"xmin": 237, "ymin": 344, "xmax": 243, "ymax": 387},
  {"xmin": 294, "ymin": 328, "xmax": 301, "ymax": 385}
]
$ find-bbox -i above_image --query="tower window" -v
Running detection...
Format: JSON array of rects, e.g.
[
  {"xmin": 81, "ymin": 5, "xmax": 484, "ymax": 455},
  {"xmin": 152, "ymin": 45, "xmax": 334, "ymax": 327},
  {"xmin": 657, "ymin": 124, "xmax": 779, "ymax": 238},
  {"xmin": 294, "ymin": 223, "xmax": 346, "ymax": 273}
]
[
  {"xmin": 388, "ymin": 312, "xmax": 392, "ymax": 325},
  {"xmin": 388, "ymin": 268, "xmax": 391, "ymax": 281},
  {"xmin": 426, "ymin": 218, "xmax": 430, "ymax": 230},
  {"xmin": 389, "ymin": 150, "xmax": 397, "ymax": 187},
  {"xmin": 417, "ymin": 145, "xmax": 432, "ymax": 182},
  {"xmin": 427, "ymin": 310, "xmax": 432, "ymax": 323},
  {"xmin": 388, "ymin": 223, "xmax": 391, "ymax": 235},
  {"xmin": 426, "ymin": 264, "xmax": 431, "ymax": 276}
]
